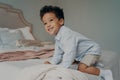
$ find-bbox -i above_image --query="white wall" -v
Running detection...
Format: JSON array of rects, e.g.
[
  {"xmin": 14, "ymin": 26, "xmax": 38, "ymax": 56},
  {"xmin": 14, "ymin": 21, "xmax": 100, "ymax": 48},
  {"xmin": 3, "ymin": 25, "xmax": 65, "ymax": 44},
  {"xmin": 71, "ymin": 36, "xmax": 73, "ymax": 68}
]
[
  {"xmin": 58, "ymin": 0, "xmax": 120, "ymax": 53},
  {"xmin": 0, "ymin": 0, "xmax": 120, "ymax": 53}
]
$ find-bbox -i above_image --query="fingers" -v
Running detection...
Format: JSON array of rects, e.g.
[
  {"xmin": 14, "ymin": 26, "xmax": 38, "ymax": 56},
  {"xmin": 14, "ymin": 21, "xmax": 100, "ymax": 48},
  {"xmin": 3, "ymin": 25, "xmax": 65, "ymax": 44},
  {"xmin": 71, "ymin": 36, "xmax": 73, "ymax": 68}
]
[{"xmin": 44, "ymin": 61, "xmax": 51, "ymax": 64}]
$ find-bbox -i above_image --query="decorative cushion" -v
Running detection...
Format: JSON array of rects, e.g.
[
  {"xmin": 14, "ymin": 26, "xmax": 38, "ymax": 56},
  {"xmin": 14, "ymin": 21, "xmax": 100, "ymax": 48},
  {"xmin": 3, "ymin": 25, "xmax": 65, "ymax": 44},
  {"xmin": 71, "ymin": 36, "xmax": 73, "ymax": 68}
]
[
  {"xmin": 0, "ymin": 30, "xmax": 25, "ymax": 49},
  {"xmin": 9, "ymin": 27, "xmax": 35, "ymax": 40}
]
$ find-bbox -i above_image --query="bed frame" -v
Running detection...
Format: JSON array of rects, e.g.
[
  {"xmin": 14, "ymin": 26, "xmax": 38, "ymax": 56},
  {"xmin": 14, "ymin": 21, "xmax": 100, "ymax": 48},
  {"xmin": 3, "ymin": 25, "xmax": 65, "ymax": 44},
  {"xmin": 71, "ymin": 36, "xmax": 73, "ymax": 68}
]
[{"xmin": 0, "ymin": 2, "xmax": 32, "ymax": 29}]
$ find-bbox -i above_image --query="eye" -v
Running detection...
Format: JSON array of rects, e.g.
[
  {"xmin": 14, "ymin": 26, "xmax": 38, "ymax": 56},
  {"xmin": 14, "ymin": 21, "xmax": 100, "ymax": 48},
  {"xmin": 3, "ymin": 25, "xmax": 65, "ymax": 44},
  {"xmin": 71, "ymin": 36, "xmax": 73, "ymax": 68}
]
[
  {"xmin": 50, "ymin": 19, "xmax": 53, "ymax": 22},
  {"xmin": 43, "ymin": 22, "xmax": 47, "ymax": 25}
]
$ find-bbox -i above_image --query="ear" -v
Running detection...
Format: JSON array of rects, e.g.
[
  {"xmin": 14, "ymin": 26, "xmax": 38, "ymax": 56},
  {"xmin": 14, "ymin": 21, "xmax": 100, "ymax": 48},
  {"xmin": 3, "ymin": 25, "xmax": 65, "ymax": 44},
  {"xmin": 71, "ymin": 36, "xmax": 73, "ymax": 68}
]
[{"xmin": 59, "ymin": 18, "xmax": 64, "ymax": 26}]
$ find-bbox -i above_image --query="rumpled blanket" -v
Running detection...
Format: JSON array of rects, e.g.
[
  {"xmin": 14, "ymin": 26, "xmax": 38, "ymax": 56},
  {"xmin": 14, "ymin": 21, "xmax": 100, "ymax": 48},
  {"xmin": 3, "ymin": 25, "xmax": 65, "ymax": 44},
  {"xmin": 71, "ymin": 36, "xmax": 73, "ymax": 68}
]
[
  {"xmin": 0, "ymin": 49, "xmax": 54, "ymax": 62},
  {"xmin": 16, "ymin": 39, "xmax": 53, "ymax": 47},
  {"xmin": 14, "ymin": 64, "xmax": 88, "ymax": 80}
]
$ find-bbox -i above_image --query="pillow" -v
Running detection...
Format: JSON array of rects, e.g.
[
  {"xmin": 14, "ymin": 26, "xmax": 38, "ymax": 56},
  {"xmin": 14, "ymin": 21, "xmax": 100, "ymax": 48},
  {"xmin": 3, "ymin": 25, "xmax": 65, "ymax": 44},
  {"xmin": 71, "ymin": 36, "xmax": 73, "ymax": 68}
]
[
  {"xmin": 0, "ymin": 28, "xmax": 8, "ymax": 31},
  {"xmin": 0, "ymin": 38, "xmax": 2, "ymax": 48},
  {"xmin": 0, "ymin": 30, "xmax": 25, "ymax": 49},
  {"xmin": 9, "ymin": 27, "xmax": 35, "ymax": 40},
  {"xmin": 0, "ymin": 28, "xmax": 9, "ymax": 34},
  {"xmin": 0, "ymin": 29, "xmax": 9, "ymax": 48}
]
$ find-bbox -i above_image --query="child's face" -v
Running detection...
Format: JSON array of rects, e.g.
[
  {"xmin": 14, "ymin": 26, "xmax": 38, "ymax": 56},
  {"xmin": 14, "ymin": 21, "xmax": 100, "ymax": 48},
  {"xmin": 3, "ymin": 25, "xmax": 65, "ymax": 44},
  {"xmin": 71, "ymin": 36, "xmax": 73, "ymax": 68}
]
[{"xmin": 42, "ymin": 12, "xmax": 64, "ymax": 36}]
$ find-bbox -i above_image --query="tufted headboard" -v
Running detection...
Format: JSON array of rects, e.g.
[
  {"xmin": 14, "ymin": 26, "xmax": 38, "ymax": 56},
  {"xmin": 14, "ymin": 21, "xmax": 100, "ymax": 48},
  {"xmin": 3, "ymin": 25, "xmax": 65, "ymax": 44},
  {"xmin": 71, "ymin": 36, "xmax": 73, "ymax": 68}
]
[{"xmin": 0, "ymin": 2, "xmax": 32, "ymax": 29}]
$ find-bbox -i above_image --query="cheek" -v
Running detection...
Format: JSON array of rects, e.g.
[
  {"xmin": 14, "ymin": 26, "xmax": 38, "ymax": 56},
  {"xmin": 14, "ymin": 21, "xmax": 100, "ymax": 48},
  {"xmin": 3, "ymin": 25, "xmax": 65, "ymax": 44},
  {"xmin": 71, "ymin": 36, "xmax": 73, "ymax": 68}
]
[
  {"xmin": 44, "ymin": 27, "xmax": 48, "ymax": 32},
  {"xmin": 54, "ymin": 27, "xmax": 60, "ymax": 34}
]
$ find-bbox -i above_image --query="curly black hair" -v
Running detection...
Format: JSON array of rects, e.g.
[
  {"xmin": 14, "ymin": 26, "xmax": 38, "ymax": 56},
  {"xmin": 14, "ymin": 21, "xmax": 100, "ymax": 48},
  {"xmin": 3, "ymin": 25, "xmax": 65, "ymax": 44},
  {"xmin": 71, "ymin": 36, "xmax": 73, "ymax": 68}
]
[{"xmin": 40, "ymin": 5, "xmax": 64, "ymax": 20}]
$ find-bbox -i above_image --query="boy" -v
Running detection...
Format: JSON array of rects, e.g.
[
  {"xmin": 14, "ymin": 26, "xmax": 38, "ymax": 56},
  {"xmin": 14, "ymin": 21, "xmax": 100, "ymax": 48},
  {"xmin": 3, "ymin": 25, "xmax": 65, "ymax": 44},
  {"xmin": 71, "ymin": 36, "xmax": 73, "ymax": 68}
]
[{"xmin": 40, "ymin": 5, "xmax": 113, "ymax": 80}]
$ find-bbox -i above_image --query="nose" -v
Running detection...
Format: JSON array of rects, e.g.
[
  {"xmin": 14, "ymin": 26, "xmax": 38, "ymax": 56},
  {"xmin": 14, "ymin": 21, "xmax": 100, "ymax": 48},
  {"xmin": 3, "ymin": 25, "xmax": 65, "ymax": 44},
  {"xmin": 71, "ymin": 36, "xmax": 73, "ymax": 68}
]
[{"xmin": 46, "ymin": 23, "xmax": 51, "ymax": 28}]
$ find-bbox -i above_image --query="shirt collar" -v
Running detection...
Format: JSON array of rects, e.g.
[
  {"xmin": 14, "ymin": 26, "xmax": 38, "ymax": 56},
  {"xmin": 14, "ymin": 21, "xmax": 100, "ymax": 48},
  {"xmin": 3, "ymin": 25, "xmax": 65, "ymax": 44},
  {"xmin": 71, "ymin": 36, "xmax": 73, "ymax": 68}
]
[{"xmin": 55, "ymin": 25, "xmax": 65, "ymax": 40}]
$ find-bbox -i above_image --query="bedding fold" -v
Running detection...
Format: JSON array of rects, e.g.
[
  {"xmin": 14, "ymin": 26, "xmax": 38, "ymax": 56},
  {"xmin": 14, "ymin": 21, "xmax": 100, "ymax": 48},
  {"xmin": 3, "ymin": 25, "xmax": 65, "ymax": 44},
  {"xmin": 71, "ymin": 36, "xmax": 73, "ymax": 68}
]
[
  {"xmin": 0, "ymin": 48, "xmax": 54, "ymax": 62},
  {"xmin": 15, "ymin": 64, "xmax": 88, "ymax": 80}
]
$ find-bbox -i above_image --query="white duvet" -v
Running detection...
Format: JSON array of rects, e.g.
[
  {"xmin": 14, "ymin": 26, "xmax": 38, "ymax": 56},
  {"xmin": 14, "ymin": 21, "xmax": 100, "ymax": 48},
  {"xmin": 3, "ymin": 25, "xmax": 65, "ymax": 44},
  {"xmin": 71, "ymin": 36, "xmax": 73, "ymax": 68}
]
[
  {"xmin": 0, "ymin": 63, "xmax": 21, "ymax": 80},
  {"xmin": 15, "ymin": 64, "xmax": 88, "ymax": 80},
  {"xmin": 0, "ymin": 49, "xmax": 117, "ymax": 80}
]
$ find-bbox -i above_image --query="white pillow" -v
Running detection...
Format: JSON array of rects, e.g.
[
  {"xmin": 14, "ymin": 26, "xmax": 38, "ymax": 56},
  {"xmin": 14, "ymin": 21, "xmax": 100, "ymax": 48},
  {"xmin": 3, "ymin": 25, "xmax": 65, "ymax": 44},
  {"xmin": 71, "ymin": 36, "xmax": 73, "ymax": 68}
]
[
  {"xmin": 9, "ymin": 27, "xmax": 35, "ymax": 40},
  {"xmin": 0, "ymin": 38, "xmax": 3, "ymax": 48},
  {"xmin": 0, "ymin": 28, "xmax": 8, "ymax": 31},
  {"xmin": 0, "ymin": 30, "xmax": 25, "ymax": 49},
  {"xmin": 0, "ymin": 29, "xmax": 9, "ymax": 48}
]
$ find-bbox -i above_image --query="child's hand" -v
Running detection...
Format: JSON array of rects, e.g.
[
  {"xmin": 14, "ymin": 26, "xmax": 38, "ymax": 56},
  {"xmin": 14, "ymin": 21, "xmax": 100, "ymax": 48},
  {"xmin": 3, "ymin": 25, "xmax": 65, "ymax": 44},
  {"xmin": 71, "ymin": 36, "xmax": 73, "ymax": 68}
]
[{"xmin": 44, "ymin": 61, "xmax": 51, "ymax": 64}]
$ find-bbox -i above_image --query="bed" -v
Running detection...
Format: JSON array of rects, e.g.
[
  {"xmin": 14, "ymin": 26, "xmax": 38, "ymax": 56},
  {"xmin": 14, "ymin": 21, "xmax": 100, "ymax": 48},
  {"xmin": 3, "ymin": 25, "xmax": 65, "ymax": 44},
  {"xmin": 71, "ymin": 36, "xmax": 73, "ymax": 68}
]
[{"xmin": 0, "ymin": 2, "xmax": 119, "ymax": 80}]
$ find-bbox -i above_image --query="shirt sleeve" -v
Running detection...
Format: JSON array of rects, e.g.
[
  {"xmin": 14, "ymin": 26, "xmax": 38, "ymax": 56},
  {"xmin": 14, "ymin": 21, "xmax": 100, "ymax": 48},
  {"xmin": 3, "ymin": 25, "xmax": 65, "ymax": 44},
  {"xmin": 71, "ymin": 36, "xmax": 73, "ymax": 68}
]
[
  {"xmin": 59, "ymin": 37, "xmax": 77, "ymax": 68},
  {"xmin": 50, "ymin": 40, "xmax": 63, "ymax": 64}
]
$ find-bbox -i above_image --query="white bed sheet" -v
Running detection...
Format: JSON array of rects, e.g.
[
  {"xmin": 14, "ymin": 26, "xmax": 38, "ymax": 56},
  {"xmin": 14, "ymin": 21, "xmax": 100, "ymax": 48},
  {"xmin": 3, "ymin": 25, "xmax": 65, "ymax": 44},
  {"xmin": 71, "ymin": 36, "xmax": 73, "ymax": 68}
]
[
  {"xmin": 0, "ymin": 58, "xmax": 100, "ymax": 80},
  {"xmin": 0, "ymin": 58, "xmax": 52, "ymax": 80},
  {"xmin": 0, "ymin": 50, "xmax": 119, "ymax": 80}
]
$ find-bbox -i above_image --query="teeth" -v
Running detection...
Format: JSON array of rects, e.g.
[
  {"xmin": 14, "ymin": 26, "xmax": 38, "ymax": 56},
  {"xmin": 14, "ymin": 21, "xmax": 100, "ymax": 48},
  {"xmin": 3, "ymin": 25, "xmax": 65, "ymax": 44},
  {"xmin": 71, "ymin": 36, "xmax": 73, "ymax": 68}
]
[{"xmin": 49, "ymin": 27, "xmax": 53, "ymax": 31}]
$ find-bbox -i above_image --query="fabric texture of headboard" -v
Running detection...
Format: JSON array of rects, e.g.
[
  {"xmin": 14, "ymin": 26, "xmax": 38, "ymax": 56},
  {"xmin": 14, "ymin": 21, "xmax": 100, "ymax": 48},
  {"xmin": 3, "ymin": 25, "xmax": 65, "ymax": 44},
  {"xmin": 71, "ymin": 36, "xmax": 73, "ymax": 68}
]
[{"xmin": 0, "ymin": 2, "xmax": 32, "ymax": 29}]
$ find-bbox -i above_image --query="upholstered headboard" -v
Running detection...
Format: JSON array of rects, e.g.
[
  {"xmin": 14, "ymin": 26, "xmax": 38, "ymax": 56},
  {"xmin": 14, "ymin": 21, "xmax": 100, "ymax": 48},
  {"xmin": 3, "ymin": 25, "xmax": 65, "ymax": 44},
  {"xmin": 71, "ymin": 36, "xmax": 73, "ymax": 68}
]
[{"xmin": 0, "ymin": 2, "xmax": 32, "ymax": 29}]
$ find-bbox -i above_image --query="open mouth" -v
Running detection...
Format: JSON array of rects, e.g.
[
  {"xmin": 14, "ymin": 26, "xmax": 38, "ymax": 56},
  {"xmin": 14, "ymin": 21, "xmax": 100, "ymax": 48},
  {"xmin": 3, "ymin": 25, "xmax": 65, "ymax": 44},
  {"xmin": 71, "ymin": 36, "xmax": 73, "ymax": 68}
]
[{"xmin": 48, "ymin": 27, "xmax": 53, "ymax": 32}]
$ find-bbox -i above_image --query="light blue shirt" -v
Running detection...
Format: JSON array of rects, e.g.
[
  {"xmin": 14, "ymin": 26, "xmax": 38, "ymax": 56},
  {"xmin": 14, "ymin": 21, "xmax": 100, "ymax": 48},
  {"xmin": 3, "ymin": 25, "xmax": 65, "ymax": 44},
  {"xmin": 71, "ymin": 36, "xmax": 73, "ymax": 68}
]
[{"xmin": 50, "ymin": 26, "xmax": 101, "ymax": 68}]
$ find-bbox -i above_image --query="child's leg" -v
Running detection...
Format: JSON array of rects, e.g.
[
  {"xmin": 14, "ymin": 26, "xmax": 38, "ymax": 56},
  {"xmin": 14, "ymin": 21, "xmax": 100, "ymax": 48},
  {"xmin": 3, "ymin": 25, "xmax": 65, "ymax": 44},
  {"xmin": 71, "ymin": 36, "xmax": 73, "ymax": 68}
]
[
  {"xmin": 78, "ymin": 62, "xmax": 100, "ymax": 75},
  {"xmin": 77, "ymin": 54, "xmax": 100, "ymax": 75},
  {"xmin": 77, "ymin": 54, "xmax": 113, "ymax": 80}
]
